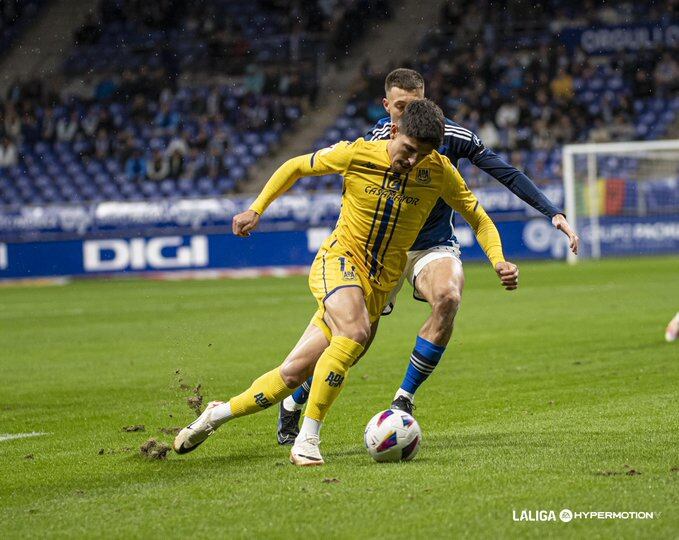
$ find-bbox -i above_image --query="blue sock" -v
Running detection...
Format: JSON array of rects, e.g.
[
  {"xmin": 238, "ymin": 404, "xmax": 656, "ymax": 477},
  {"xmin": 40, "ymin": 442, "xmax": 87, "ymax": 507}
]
[
  {"xmin": 291, "ymin": 376, "xmax": 313, "ymax": 405},
  {"xmin": 400, "ymin": 336, "xmax": 446, "ymax": 395}
]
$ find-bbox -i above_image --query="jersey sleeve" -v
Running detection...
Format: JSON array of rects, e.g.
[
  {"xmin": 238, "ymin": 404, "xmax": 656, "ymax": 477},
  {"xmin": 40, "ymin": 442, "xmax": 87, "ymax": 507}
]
[
  {"xmin": 250, "ymin": 140, "xmax": 357, "ymax": 215},
  {"xmin": 365, "ymin": 118, "xmax": 391, "ymax": 141},
  {"xmin": 462, "ymin": 137, "xmax": 563, "ymax": 218},
  {"xmin": 439, "ymin": 160, "xmax": 505, "ymax": 267}
]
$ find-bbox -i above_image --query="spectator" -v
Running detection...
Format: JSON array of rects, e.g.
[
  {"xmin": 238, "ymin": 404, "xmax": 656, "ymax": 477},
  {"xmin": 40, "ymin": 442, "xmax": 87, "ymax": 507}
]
[
  {"xmin": 478, "ymin": 118, "xmax": 500, "ymax": 148},
  {"xmin": 4, "ymin": 106, "xmax": 22, "ymax": 140},
  {"xmin": 40, "ymin": 107, "xmax": 56, "ymax": 143},
  {"xmin": 94, "ymin": 128, "xmax": 111, "ymax": 159},
  {"xmin": 654, "ymin": 53, "xmax": 679, "ymax": 96},
  {"xmin": 589, "ymin": 118, "xmax": 611, "ymax": 143},
  {"xmin": 125, "ymin": 149, "xmax": 146, "ymax": 180},
  {"xmin": 0, "ymin": 136, "xmax": 18, "ymax": 167},
  {"xmin": 495, "ymin": 102, "xmax": 519, "ymax": 129},
  {"xmin": 204, "ymin": 143, "xmax": 226, "ymax": 179},
  {"xmin": 167, "ymin": 147, "xmax": 185, "ymax": 178},
  {"xmin": 146, "ymin": 149, "xmax": 170, "ymax": 180},
  {"xmin": 153, "ymin": 101, "xmax": 180, "ymax": 135},
  {"xmin": 550, "ymin": 67, "xmax": 574, "ymax": 101},
  {"xmin": 56, "ymin": 111, "xmax": 79, "ymax": 142}
]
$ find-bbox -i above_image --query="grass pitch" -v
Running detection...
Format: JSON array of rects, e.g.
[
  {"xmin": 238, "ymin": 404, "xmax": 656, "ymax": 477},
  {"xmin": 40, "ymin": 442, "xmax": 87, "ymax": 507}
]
[{"xmin": 1, "ymin": 256, "xmax": 677, "ymax": 539}]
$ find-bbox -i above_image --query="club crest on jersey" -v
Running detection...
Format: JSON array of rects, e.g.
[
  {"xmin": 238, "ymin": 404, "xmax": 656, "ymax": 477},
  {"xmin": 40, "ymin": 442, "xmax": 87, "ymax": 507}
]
[{"xmin": 416, "ymin": 168, "xmax": 431, "ymax": 184}]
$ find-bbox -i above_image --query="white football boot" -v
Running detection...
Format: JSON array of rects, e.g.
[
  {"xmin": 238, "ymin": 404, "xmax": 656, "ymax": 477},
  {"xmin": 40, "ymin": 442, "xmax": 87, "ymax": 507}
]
[
  {"xmin": 665, "ymin": 312, "xmax": 679, "ymax": 343},
  {"xmin": 289, "ymin": 434, "xmax": 324, "ymax": 466},
  {"xmin": 173, "ymin": 401, "xmax": 225, "ymax": 454}
]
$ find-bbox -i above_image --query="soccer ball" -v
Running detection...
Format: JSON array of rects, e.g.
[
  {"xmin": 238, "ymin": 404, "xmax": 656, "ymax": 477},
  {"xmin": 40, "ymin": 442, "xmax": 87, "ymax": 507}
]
[{"xmin": 364, "ymin": 409, "xmax": 422, "ymax": 462}]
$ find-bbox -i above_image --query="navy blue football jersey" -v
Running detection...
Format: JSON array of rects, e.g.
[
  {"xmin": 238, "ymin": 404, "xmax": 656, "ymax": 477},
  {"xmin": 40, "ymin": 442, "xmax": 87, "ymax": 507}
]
[{"xmin": 367, "ymin": 117, "xmax": 562, "ymax": 251}]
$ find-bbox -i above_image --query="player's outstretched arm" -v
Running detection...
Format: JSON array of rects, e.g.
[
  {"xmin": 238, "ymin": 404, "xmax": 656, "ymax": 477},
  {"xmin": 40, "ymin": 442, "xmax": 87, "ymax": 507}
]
[
  {"xmin": 552, "ymin": 214, "xmax": 579, "ymax": 255},
  {"xmin": 468, "ymin": 143, "xmax": 579, "ymax": 255},
  {"xmin": 441, "ymin": 164, "xmax": 518, "ymax": 290},
  {"xmin": 233, "ymin": 141, "xmax": 357, "ymax": 237}
]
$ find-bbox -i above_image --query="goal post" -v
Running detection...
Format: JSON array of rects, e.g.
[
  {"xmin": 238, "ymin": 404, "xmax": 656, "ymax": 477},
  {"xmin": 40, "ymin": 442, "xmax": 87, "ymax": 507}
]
[{"xmin": 562, "ymin": 139, "xmax": 679, "ymax": 264}]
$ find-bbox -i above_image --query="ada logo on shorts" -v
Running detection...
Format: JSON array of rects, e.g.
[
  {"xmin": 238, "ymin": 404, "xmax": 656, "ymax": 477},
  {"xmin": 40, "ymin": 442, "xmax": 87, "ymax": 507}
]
[
  {"xmin": 339, "ymin": 256, "xmax": 356, "ymax": 281},
  {"xmin": 416, "ymin": 168, "xmax": 431, "ymax": 184}
]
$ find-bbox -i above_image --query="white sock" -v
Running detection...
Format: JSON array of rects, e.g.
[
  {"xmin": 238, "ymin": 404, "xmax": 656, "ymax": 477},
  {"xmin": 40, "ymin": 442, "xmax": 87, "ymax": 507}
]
[
  {"xmin": 296, "ymin": 416, "xmax": 322, "ymax": 441},
  {"xmin": 394, "ymin": 388, "xmax": 415, "ymax": 402},
  {"xmin": 282, "ymin": 395, "xmax": 304, "ymax": 412},
  {"xmin": 209, "ymin": 401, "xmax": 233, "ymax": 426}
]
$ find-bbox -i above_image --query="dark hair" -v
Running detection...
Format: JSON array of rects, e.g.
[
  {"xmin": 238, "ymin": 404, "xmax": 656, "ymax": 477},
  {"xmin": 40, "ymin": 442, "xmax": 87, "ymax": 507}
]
[
  {"xmin": 399, "ymin": 99, "xmax": 444, "ymax": 149},
  {"xmin": 384, "ymin": 68, "xmax": 424, "ymax": 95}
]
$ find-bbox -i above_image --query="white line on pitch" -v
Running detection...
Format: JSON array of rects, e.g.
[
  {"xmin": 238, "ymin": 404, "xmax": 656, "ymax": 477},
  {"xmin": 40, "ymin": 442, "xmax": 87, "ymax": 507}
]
[{"xmin": 0, "ymin": 432, "xmax": 50, "ymax": 442}]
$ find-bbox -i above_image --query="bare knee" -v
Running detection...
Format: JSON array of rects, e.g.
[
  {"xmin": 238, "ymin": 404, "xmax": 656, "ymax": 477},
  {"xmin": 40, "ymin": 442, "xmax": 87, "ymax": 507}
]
[
  {"xmin": 431, "ymin": 288, "xmax": 462, "ymax": 321},
  {"xmin": 279, "ymin": 360, "xmax": 312, "ymax": 388},
  {"xmin": 337, "ymin": 319, "xmax": 371, "ymax": 346}
]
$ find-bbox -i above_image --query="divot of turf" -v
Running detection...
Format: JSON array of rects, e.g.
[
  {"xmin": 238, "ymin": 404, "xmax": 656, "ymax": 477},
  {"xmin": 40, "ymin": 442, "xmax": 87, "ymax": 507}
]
[
  {"xmin": 122, "ymin": 425, "xmax": 145, "ymax": 432},
  {"xmin": 139, "ymin": 439, "xmax": 171, "ymax": 460}
]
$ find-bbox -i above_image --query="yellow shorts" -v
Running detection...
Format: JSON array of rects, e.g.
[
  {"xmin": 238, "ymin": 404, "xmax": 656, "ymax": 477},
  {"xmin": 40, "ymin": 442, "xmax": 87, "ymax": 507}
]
[{"xmin": 308, "ymin": 237, "xmax": 390, "ymax": 341}]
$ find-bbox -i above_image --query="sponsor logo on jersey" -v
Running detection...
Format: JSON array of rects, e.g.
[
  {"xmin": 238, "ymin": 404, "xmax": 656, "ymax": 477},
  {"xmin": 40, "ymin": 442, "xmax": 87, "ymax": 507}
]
[
  {"xmin": 416, "ymin": 168, "xmax": 431, "ymax": 184},
  {"xmin": 387, "ymin": 177, "xmax": 403, "ymax": 191},
  {"xmin": 325, "ymin": 371, "xmax": 345, "ymax": 387},
  {"xmin": 254, "ymin": 392, "xmax": 272, "ymax": 408},
  {"xmin": 363, "ymin": 186, "xmax": 420, "ymax": 205}
]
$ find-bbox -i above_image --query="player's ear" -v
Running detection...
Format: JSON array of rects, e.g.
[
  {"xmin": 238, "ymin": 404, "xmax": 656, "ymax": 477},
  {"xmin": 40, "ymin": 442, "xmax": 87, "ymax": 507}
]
[
  {"xmin": 382, "ymin": 97, "xmax": 389, "ymax": 113},
  {"xmin": 390, "ymin": 123, "xmax": 399, "ymax": 139}
]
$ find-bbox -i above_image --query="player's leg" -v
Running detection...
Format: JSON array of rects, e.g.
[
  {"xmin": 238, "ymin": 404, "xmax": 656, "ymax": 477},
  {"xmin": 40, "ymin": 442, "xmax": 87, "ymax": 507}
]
[
  {"xmin": 277, "ymin": 322, "xmax": 329, "ymax": 444},
  {"xmin": 282, "ymin": 272, "xmax": 404, "ymax": 413},
  {"xmin": 666, "ymin": 311, "xmax": 679, "ymax": 342},
  {"xmin": 173, "ymin": 322, "xmax": 329, "ymax": 454},
  {"xmin": 278, "ymin": 319, "xmax": 379, "ymax": 444},
  {"xmin": 290, "ymin": 285, "xmax": 370, "ymax": 465},
  {"xmin": 392, "ymin": 249, "xmax": 464, "ymax": 413}
]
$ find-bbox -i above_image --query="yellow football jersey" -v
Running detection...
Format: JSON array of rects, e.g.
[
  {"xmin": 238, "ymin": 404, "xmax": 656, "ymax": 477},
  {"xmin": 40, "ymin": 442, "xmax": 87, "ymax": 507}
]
[{"xmin": 250, "ymin": 138, "xmax": 503, "ymax": 291}]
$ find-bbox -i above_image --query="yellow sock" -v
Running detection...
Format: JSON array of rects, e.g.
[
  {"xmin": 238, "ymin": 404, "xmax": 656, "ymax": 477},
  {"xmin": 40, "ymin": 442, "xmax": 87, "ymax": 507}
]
[
  {"xmin": 229, "ymin": 367, "xmax": 293, "ymax": 418},
  {"xmin": 305, "ymin": 336, "xmax": 364, "ymax": 422}
]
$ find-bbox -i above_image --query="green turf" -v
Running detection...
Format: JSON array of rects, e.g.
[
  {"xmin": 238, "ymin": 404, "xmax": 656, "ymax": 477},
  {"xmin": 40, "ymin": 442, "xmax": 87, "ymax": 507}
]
[{"xmin": 1, "ymin": 256, "xmax": 677, "ymax": 539}]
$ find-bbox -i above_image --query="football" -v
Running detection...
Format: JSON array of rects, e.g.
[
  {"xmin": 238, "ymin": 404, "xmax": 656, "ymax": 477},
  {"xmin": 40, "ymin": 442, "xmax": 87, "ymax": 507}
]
[{"xmin": 364, "ymin": 409, "xmax": 422, "ymax": 462}]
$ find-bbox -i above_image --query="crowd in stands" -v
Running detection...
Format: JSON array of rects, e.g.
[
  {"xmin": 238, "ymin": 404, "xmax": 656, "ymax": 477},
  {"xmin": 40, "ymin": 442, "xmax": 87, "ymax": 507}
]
[
  {"xmin": 66, "ymin": 0, "xmax": 392, "ymax": 75},
  {"xmin": 0, "ymin": 0, "xmax": 394, "ymax": 206},
  {"xmin": 0, "ymin": 64, "xmax": 310, "ymax": 204},
  {"xmin": 337, "ymin": 0, "xmax": 679, "ymax": 189},
  {"xmin": 0, "ymin": 0, "xmax": 676, "ymax": 206}
]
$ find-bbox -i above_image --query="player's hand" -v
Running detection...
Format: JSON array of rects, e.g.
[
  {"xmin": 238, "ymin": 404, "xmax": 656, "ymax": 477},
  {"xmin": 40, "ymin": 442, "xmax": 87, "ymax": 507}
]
[
  {"xmin": 232, "ymin": 210, "xmax": 260, "ymax": 237},
  {"xmin": 495, "ymin": 261, "xmax": 519, "ymax": 290},
  {"xmin": 552, "ymin": 214, "xmax": 579, "ymax": 255}
]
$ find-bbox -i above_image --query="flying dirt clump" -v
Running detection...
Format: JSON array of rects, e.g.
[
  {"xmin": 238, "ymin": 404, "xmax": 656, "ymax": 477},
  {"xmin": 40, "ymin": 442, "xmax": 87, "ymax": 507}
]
[
  {"xmin": 140, "ymin": 438, "xmax": 171, "ymax": 460},
  {"xmin": 187, "ymin": 384, "xmax": 203, "ymax": 416}
]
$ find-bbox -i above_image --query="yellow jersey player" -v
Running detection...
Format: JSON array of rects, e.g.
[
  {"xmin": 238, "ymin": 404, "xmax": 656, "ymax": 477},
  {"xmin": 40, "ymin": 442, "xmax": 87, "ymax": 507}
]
[{"xmin": 173, "ymin": 99, "xmax": 519, "ymax": 466}]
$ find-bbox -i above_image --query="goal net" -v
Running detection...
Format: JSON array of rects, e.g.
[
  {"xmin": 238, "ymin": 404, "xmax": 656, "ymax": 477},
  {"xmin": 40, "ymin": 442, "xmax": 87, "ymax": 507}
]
[{"xmin": 562, "ymin": 140, "xmax": 679, "ymax": 264}]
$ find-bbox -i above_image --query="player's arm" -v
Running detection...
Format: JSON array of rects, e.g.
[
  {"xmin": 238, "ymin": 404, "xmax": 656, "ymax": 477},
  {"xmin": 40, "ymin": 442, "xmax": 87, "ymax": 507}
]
[
  {"xmin": 440, "ymin": 164, "xmax": 519, "ymax": 290},
  {"xmin": 459, "ymin": 134, "xmax": 579, "ymax": 254},
  {"xmin": 232, "ymin": 141, "xmax": 356, "ymax": 237}
]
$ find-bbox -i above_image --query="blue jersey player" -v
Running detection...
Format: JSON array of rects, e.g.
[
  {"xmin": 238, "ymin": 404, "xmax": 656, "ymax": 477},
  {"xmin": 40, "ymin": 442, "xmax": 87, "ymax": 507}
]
[{"xmin": 276, "ymin": 68, "xmax": 578, "ymax": 443}]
